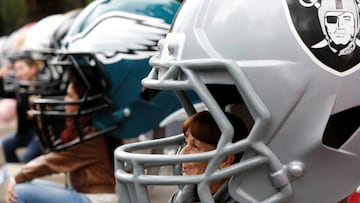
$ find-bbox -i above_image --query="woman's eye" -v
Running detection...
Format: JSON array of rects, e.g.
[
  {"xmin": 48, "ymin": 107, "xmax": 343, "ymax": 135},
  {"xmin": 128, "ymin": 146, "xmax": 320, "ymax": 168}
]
[{"xmin": 193, "ymin": 144, "xmax": 200, "ymax": 150}]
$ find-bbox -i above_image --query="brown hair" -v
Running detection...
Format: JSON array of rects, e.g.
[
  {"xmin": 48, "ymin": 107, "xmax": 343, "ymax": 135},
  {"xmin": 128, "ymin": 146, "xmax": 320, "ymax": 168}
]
[
  {"xmin": 182, "ymin": 111, "xmax": 248, "ymax": 162},
  {"xmin": 69, "ymin": 68, "xmax": 104, "ymax": 99},
  {"xmin": 14, "ymin": 55, "xmax": 36, "ymax": 67},
  {"xmin": 70, "ymin": 74, "xmax": 87, "ymax": 99}
]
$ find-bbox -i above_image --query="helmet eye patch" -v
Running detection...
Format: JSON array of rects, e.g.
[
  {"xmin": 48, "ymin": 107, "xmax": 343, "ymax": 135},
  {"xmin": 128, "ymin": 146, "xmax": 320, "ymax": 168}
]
[{"xmin": 326, "ymin": 16, "xmax": 338, "ymax": 24}]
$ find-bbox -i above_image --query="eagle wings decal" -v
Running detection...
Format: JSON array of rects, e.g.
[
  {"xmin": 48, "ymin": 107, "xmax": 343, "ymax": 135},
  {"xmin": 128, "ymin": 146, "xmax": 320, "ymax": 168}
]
[{"xmin": 65, "ymin": 11, "xmax": 171, "ymax": 63}]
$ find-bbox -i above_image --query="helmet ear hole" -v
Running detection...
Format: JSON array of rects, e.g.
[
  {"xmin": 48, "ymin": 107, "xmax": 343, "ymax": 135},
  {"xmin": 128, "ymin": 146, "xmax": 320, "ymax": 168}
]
[{"xmin": 322, "ymin": 106, "xmax": 360, "ymax": 149}]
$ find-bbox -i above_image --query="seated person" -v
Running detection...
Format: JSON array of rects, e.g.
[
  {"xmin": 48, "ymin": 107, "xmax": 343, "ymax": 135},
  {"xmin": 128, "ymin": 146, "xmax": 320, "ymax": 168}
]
[
  {"xmin": 0, "ymin": 55, "xmax": 42, "ymax": 163},
  {"xmin": 5, "ymin": 72, "xmax": 118, "ymax": 203},
  {"xmin": 169, "ymin": 111, "xmax": 248, "ymax": 203}
]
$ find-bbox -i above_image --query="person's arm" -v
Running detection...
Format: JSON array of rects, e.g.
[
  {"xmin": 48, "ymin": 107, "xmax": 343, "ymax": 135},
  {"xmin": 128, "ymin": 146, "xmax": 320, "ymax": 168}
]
[
  {"xmin": 6, "ymin": 136, "xmax": 108, "ymax": 203},
  {"xmin": 6, "ymin": 155, "xmax": 55, "ymax": 203},
  {"xmin": 14, "ymin": 136, "xmax": 108, "ymax": 183},
  {"xmin": 14, "ymin": 154, "xmax": 61, "ymax": 183},
  {"xmin": 6, "ymin": 177, "xmax": 17, "ymax": 203}
]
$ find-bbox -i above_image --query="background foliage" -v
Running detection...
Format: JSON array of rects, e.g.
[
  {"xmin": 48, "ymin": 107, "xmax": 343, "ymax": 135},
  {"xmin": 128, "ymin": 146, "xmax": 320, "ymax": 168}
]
[{"xmin": 0, "ymin": 0, "xmax": 92, "ymax": 36}]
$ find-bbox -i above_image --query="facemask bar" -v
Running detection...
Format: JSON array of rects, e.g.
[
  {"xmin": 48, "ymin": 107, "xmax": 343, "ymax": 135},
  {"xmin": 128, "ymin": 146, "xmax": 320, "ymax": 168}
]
[
  {"xmin": 32, "ymin": 93, "xmax": 115, "ymax": 152},
  {"xmin": 115, "ymin": 59, "xmax": 293, "ymax": 202},
  {"xmin": 9, "ymin": 51, "xmax": 70, "ymax": 96},
  {"xmin": 20, "ymin": 53, "xmax": 66, "ymax": 94},
  {"xmin": 2, "ymin": 53, "xmax": 22, "ymax": 94},
  {"xmin": 65, "ymin": 53, "xmax": 110, "ymax": 94},
  {"xmin": 2, "ymin": 66, "xmax": 16, "ymax": 94},
  {"xmin": 31, "ymin": 52, "xmax": 117, "ymax": 152}
]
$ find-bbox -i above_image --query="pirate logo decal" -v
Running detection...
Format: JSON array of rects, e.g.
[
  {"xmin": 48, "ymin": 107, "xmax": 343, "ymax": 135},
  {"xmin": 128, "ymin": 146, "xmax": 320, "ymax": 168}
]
[{"xmin": 287, "ymin": 0, "xmax": 360, "ymax": 73}]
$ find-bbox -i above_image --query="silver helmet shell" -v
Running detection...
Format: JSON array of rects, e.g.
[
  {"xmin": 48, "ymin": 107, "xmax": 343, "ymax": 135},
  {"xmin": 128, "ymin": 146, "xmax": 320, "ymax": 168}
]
[{"xmin": 115, "ymin": 0, "xmax": 360, "ymax": 202}]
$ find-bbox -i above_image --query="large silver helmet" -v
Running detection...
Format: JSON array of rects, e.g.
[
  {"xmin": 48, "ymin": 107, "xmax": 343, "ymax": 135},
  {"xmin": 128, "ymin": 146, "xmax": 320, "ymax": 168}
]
[{"xmin": 114, "ymin": 0, "xmax": 360, "ymax": 202}]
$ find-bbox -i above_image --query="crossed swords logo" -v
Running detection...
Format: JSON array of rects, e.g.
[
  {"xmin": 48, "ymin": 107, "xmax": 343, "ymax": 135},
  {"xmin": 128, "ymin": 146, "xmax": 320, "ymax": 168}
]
[{"xmin": 300, "ymin": 0, "xmax": 360, "ymax": 56}]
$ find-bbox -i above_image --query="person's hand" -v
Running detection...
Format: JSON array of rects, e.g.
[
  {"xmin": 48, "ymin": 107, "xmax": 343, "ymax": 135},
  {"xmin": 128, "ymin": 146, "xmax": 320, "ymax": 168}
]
[
  {"xmin": 27, "ymin": 109, "xmax": 34, "ymax": 119},
  {"xmin": 27, "ymin": 95, "xmax": 41, "ymax": 119},
  {"xmin": 6, "ymin": 177, "xmax": 17, "ymax": 203}
]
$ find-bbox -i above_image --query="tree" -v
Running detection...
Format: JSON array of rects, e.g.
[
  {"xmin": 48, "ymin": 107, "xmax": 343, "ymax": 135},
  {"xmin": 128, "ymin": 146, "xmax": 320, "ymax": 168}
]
[{"xmin": 0, "ymin": 0, "xmax": 92, "ymax": 36}]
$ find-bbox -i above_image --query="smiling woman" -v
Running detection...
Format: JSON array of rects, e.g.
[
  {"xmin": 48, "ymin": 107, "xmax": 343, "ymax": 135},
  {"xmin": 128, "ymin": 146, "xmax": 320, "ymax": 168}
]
[{"xmin": 169, "ymin": 111, "xmax": 248, "ymax": 203}]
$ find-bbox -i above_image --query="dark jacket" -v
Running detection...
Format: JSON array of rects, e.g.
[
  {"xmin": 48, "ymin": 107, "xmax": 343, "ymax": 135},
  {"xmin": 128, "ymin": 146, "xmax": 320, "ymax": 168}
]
[
  {"xmin": 16, "ymin": 91, "xmax": 35, "ymax": 134},
  {"xmin": 0, "ymin": 77, "xmax": 35, "ymax": 135}
]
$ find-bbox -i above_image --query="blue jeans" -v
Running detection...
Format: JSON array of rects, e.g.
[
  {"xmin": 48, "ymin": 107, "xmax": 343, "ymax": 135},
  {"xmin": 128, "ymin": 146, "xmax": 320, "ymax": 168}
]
[
  {"xmin": 2, "ymin": 128, "xmax": 42, "ymax": 163},
  {"xmin": 14, "ymin": 179, "xmax": 91, "ymax": 203}
]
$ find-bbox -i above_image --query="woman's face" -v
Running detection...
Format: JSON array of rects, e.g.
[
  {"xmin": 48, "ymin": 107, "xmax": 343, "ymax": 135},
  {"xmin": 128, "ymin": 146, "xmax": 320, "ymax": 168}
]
[
  {"xmin": 180, "ymin": 131, "xmax": 216, "ymax": 176},
  {"xmin": 64, "ymin": 83, "xmax": 80, "ymax": 113}
]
